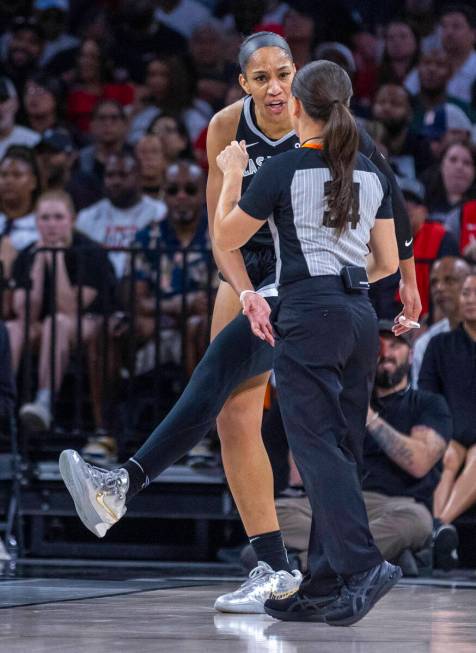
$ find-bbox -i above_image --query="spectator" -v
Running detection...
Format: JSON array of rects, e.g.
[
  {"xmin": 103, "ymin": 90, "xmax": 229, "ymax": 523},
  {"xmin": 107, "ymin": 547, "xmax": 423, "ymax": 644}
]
[
  {"xmin": 7, "ymin": 190, "xmax": 115, "ymax": 431},
  {"xmin": 439, "ymin": 4, "xmax": 476, "ymax": 105},
  {"xmin": 400, "ymin": 179, "xmax": 459, "ymax": 318},
  {"xmin": 128, "ymin": 55, "xmax": 212, "ymax": 146},
  {"xmin": 352, "ymin": 30, "xmax": 380, "ymax": 107},
  {"xmin": 23, "ymin": 73, "xmax": 64, "ymax": 135},
  {"xmin": 0, "ymin": 146, "xmax": 41, "ymax": 278},
  {"xmin": 35, "ymin": 128, "xmax": 102, "ymax": 210},
  {"xmin": 419, "ymin": 273, "xmax": 476, "ymax": 559},
  {"xmin": 0, "ymin": 77, "xmax": 40, "ymax": 159},
  {"xmin": 378, "ymin": 20, "xmax": 420, "ymax": 86},
  {"xmin": 76, "ymin": 151, "xmax": 167, "ymax": 279},
  {"xmin": 217, "ymin": 0, "xmax": 267, "ymax": 36},
  {"xmin": 111, "ymin": 0, "xmax": 188, "ymax": 84},
  {"xmin": 154, "ymin": 0, "xmax": 212, "ymax": 39},
  {"xmin": 275, "ymin": 321, "xmax": 452, "ymax": 574},
  {"xmin": 423, "ymin": 141, "xmax": 476, "ymax": 240},
  {"xmin": 33, "ymin": 0, "xmax": 79, "ymax": 68},
  {"xmin": 0, "ymin": 16, "xmax": 44, "ymax": 97},
  {"xmin": 66, "ymin": 38, "xmax": 134, "ymax": 134},
  {"xmin": 147, "ymin": 113, "xmax": 192, "ymax": 164},
  {"xmin": 407, "ymin": 49, "xmax": 476, "ymax": 134},
  {"xmin": 420, "ymin": 103, "xmax": 473, "ymax": 160},
  {"xmin": 372, "ymin": 83, "xmax": 434, "ymax": 178},
  {"xmin": 78, "ymin": 99, "xmax": 128, "ymax": 194},
  {"xmin": 403, "ymin": 0, "xmax": 441, "ymax": 53},
  {"xmin": 133, "ymin": 160, "xmax": 214, "ymax": 378},
  {"xmin": 283, "ymin": 5, "xmax": 315, "ymax": 69},
  {"xmin": 406, "ymin": 5, "xmax": 476, "ymax": 105},
  {"xmin": 135, "ymin": 134, "xmax": 166, "ymax": 199},
  {"xmin": 412, "ymin": 256, "xmax": 471, "ymax": 386},
  {"xmin": 189, "ymin": 22, "xmax": 237, "ymax": 111}
]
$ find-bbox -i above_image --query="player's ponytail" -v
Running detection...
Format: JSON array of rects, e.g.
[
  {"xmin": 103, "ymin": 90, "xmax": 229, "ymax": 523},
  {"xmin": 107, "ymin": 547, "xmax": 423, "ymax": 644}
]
[{"xmin": 292, "ymin": 61, "xmax": 359, "ymax": 236}]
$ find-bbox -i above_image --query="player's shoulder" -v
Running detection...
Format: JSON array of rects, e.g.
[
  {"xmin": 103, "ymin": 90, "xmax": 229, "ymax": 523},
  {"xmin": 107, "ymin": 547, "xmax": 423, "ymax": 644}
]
[
  {"xmin": 354, "ymin": 151, "xmax": 389, "ymax": 188},
  {"xmin": 208, "ymin": 100, "xmax": 243, "ymax": 143}
]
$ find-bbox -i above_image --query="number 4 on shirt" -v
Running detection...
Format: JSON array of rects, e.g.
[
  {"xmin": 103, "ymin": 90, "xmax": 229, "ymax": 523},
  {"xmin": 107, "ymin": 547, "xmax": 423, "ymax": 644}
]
[{"xmin": 322, "ymin": 181, "xmax": 361, "ymax": 230}]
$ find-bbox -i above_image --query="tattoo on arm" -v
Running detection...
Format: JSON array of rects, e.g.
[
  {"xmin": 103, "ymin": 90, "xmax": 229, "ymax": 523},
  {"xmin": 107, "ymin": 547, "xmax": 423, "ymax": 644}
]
[{"xmin": 368, "ymin": 419, "xmax": 415, "ymax": 471}]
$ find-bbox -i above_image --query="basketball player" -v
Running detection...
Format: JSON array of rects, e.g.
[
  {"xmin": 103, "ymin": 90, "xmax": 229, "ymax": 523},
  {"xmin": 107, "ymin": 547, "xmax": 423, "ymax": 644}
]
[
  {"xmin": 59, "ymin": 33, "xmax": 418, "ymax": 613},
  {"xmin": 214, "ymin": 59, "xmax": 401, "ymax": 626}
]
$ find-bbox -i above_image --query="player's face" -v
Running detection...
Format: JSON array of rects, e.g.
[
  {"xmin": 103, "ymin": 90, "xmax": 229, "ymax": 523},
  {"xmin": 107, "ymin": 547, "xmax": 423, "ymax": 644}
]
[{"xmin": 239, "ymin": 47, "xmax": 295, "ymax": 124}]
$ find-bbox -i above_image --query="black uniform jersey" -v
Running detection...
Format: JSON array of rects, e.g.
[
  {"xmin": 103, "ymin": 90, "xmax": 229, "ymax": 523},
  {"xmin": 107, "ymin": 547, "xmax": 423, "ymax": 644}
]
[
  {"xmin": 235, "ymin": 96, "xmax": 413, "ymax": 263},
  {"xmin": 237, "ymin": 95, "xmax": 299, "ymax": 251},
  {"xmin": 239, "ymin": 148, "xmax": 393, "ymax": 287}
]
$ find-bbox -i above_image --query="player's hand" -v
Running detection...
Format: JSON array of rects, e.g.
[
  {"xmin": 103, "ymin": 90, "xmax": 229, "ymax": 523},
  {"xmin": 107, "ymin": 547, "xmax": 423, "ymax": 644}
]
[
  {"xmin": 216, "ymin": 140, "xmax": 249, "ymax": 175},
  {"xmin": 393, "ymin": 280, "xmax": 421, "ymax": 336},
  {"xmin": 241, "ymin": 293, "xmax": 275, "ymax": 347}
]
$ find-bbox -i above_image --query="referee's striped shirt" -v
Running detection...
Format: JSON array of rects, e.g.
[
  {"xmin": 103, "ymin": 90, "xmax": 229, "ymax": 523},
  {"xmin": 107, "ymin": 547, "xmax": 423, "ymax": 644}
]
[{"xmin": 238, "ymin": 148, "xmax": 393, "ymax": 287}]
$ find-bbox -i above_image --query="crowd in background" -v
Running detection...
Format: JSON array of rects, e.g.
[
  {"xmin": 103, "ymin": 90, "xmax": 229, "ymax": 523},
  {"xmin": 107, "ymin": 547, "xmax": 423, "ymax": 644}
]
[{"xmin": 0, "ymin": 0, "xmax": 475, "ymax": 569}]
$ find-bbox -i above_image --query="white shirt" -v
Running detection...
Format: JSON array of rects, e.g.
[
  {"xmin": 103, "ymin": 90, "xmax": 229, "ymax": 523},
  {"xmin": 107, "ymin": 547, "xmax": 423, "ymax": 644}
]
[
  {"xmin": 155, "ymin": 0, "xmax": 211, "ymax": 38},
  {"xmin": 0, "ymin": 212, "xmax": 38, "ymax": 251},
  {"xmin": 0, "ymin": 126, "xmax": 40, "ymax": 160},
  {"xmin": 405, "ymin": 50, "xmax": 476, "ymax": 103},
  {"xmin": 411, "ymin": 318, "xmax": 450, "ymax": 388},
  {"xmin": 76, "ymin": 196, "xmax": 167, "ymax": 279}
]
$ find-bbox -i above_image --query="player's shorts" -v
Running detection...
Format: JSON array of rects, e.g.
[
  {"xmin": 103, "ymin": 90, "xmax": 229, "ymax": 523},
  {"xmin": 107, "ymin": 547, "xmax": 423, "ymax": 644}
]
[{"xmin": 218, "ymin": 246, "xmax": 277, "ymax": 295}]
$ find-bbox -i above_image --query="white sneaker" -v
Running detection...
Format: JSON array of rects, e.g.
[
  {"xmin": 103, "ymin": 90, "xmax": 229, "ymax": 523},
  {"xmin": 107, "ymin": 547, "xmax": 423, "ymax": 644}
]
[
  {"xmin": 214, "ymin": 561, "xmax": 302, "ymax": 614},
  {"xmin": 59, "ymin": 449, "xmax": 129, "ymax": 538},
  {"xmin": 19, "ymin": 401, "xmax": 51, "ymax": 431}
]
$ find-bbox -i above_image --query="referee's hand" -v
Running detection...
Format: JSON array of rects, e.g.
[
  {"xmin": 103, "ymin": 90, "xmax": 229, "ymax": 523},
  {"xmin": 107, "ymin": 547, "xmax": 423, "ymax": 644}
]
[{"xmin": 241, "ymin": 293, "xmax": 275, "ymax": 347}]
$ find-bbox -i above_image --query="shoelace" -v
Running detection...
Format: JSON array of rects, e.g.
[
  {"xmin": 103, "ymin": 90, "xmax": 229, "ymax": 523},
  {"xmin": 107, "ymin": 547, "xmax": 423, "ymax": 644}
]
[
  {"xmin": 241, "ymin": 563, "xmax": 273, "ymax": 588},
  {"xmin": 86, "ymin": 464, "xmax": 124, "ymax": 495}
]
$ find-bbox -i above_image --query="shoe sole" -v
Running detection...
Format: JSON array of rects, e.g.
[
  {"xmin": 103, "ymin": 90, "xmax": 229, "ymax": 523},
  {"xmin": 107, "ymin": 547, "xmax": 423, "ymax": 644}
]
[
  {"xmin": 326, "ymin": 565, "xmax": 402, "ymax": 627},
  {"xmin": 59, "ymin": 451, "xmax": 106, "ymax": 538},
  {"xmin": 264, "ymin": 605, "xmax": 326, "ymax": 622},
  {"xmin": 214, "ymin": 600, "xmax": 265, "ymax": 614}
]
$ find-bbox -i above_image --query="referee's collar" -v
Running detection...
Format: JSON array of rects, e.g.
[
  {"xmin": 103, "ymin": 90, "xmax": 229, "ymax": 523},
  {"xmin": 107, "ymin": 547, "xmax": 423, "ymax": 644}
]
[{"xmin": 301, "ymin": 142, "xmax": 324, "ymax": 150}]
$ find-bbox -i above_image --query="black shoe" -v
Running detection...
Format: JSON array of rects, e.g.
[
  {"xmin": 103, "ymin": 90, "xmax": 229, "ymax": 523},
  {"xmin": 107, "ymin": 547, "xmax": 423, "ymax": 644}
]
[
  {"xmin": 264, "ymin": 589, "xmax": 339, "ymax": 622},
  {"xmin": 433, "ymin": 522, "xmax": 459, "ymax": 571},
  {"xmin": 324, "ymin": 561, "xmax": 402, "ymax": 627},
  {"xmin": 395, "ymin": 548, "xmax": 419, "ymax": 578}
]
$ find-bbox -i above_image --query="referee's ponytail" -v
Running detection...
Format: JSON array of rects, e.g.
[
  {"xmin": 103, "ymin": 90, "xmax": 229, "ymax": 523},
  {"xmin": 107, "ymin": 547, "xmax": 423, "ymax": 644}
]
[{"xmin": 292, "ymin": 61, "xmax": 359, "ymax": 236}]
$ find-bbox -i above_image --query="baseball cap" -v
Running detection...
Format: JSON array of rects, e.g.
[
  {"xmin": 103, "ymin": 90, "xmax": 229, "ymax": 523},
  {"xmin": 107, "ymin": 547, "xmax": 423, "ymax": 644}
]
[
  {"xmin": 36, "ymin": 128, "xmax": 74, "ymax": 153},
  {"xmin": 0, "ymin": 77, "xmax": 17, "ymax": 103},
  {"xmin": 421, "ymin": 103, "xmax": 472, "ymax": 141},
  {"xmin": 34, "ymin": 0, "xmax": 69, "ymax": 10},
  {"xmin": 378, "ymin": 320, "xmax": 412, "ymax": 346},
  {"xmin": 398, "ymin": 177, "xmax": 426, "ymax": 205}
]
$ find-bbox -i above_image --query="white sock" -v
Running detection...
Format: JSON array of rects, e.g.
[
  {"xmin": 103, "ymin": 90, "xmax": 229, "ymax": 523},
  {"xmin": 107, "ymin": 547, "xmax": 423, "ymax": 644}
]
[{"xmin": 36, "ymin": 388, "xmax": 52, "ymax": 409}]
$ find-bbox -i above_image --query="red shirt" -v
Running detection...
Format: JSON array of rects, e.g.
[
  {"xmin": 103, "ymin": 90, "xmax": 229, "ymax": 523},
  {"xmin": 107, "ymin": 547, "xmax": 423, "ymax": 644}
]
[{"xmin": 67, "ymin": 83, "xmax": 134, "ymax": 133}]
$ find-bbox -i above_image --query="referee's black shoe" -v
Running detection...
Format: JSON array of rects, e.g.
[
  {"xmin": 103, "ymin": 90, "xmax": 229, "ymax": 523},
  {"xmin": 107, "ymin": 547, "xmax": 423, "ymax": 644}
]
[
  {"xmin": 324, "ymin": 561, "xmax": 402, "ymax": 627},
  {"xmin": 264, "ymin": 589, "xmax": 339, "ymax": 622}
]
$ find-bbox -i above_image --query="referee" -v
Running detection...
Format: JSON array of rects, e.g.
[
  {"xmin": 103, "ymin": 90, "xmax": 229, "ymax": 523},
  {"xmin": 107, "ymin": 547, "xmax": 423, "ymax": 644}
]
[{"xmin": 214, "ymin": 60, "xmax": 402, "ymax": 626}]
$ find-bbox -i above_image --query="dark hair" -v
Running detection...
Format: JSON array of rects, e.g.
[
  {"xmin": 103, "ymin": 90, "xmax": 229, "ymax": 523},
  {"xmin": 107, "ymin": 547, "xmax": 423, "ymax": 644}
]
[
  {"xmin": 292, "ymin": 60, "xmax": 358, "ymax": 236},
  {"xmin": 92, "ymin": 98, "xmax": 126, "ymax": 121},
  {"xmin": 144, "ymin": 55, "xmax": 197, "ymax": 115},
  {"xmin": 0, "ymin": 145, "xmax": 42, "ymax": 204},
  {"xmin": 238, "ymin": 31, "xmax": 293, "ymax": 74},
  {"xmin": 379, "ymin": 20, "xmax": 420, "ymax": 86},
  {"xmin": 147, "ymin": 112, "xmax": 193, "ymax": 159},
  {"xmin": 440, "ymin": 3, "xmax": 476, "ymax": 28},
  {"xmin": 77, "ymin": 37, "xmax": 114, "ymax": 84}
]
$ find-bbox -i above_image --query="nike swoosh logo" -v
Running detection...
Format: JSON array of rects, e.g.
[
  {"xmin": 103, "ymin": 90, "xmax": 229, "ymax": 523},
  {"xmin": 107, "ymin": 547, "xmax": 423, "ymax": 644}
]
[
  {"xmin": 405, "ymin": 238, "xmax": 413, "ymax": 247},
  {"xmin": 246, "ymin": 142, "xmax": 260, "ymax": 149}
]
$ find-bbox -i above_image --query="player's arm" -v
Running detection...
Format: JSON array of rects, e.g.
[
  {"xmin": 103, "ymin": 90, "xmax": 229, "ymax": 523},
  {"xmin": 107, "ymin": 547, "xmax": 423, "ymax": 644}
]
[
  {"xmin": 206, "ymin": 106, "xmax": 255, "ymax": 296},
  {"xmin": 367, "ymin": 219, "xmax": 399, "ymax": 282},
  {"xmin": 359, "ymin": 127, "xmax": 422, "ymax": 332}
]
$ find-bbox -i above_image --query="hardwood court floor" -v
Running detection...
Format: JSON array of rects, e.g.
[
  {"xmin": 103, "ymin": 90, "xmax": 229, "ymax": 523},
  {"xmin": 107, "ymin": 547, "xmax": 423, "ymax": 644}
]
[{"xmin": 2, "ymin": 582, "xmax": 476, "ymax": 653}]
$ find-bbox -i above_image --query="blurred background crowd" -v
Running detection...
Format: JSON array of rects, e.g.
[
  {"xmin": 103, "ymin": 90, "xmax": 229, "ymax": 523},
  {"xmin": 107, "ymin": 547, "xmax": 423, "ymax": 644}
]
[{"xmin": 0, "ymin": 0, "xmax": 475, "ymax": 571}]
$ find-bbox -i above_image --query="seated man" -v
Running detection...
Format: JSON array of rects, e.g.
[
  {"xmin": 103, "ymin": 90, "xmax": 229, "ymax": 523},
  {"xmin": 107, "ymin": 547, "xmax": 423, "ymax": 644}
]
[
  {"xmin": 7, "ymin": 190, "xmax": 115, "ymax": 432},
  {"xmin": 132, "ymin": 160, "xmax": 215, "ymax": 378},
  {"xmin": 419, "ymin": 273, "xmax": 476, "ymax": 543},
  {"xmin": 276, "ymin": 321, "xmax": 452, "ymax": 574}
]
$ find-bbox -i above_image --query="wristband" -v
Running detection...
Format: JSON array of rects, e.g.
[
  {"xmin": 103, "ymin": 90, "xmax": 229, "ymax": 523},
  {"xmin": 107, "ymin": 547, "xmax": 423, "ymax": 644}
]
[{"xmin": 239, "ymin": 290, "xmax": 260, "ymax": 306}]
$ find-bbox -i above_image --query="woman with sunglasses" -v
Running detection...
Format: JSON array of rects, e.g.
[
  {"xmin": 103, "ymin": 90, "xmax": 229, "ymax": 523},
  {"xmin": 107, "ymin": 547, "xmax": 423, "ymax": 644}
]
[
  {"xmin": 59, "ymin": 32, "xmax": 420, "ymax": 612},
  {"xmin": 214, "ymin": 58, "xmax": 401, "ymax": 627}
]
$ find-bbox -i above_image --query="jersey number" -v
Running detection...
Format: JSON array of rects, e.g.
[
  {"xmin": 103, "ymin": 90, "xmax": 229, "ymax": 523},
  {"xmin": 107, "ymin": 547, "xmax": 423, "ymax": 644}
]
[{"xmin": 322, "ymin": 181, "xmax": 361, "ymax": 230}]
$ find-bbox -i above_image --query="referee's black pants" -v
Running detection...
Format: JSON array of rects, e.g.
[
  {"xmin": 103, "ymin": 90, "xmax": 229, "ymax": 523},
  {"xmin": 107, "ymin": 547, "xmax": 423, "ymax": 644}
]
[{"xmin": 273, "ymin": 276, "xmax": 383, "ymax": 596}]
